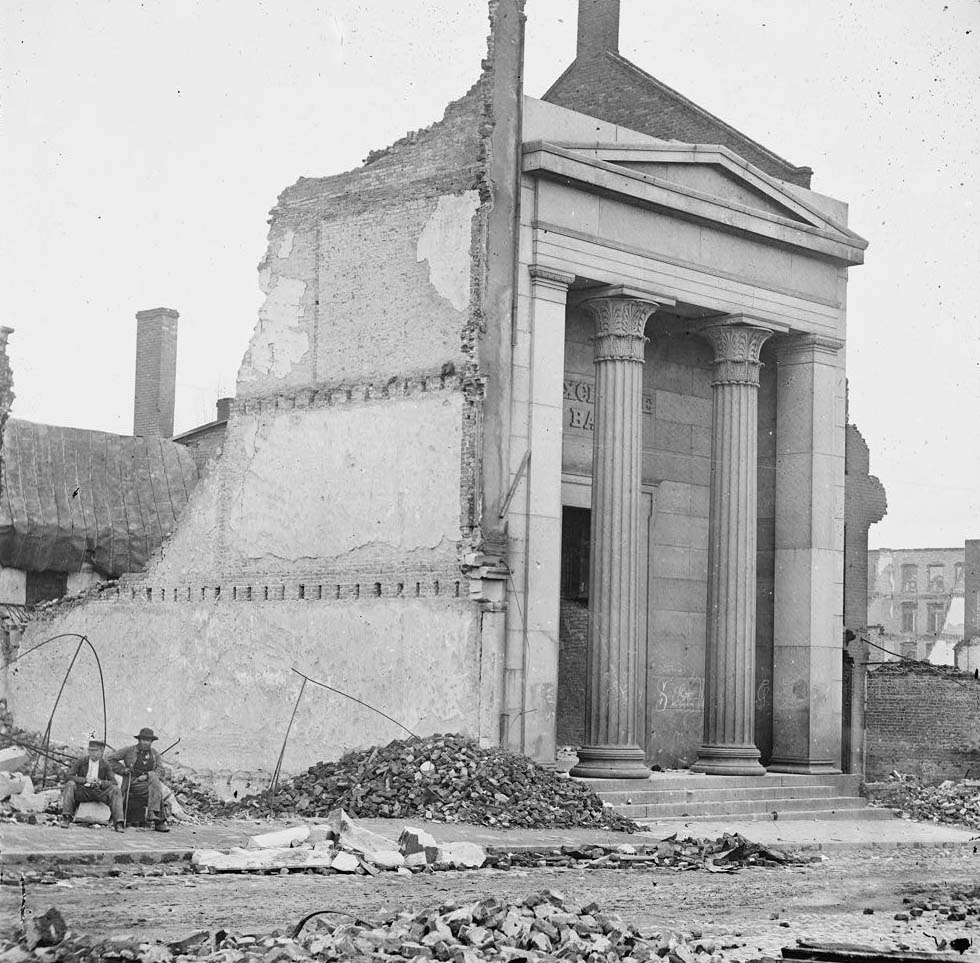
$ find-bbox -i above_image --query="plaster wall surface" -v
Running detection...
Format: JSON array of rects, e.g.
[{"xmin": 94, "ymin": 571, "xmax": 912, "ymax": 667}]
[{"xmin": 9, "ymin": 598, "xmax": 481, "ymax": 773}]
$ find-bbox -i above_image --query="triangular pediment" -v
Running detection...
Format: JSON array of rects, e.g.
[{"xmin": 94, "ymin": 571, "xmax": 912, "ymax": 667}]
[
  {"xmin": 537, "ymin": 141, "xmax": 865, "ymax": 249},
  {"xmin": 612, "ymin": 160, "xmax": 810, "ymax": 224}
]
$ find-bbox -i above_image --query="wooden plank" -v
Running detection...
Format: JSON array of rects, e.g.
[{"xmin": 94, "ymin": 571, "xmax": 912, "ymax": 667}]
[{"xmin": 783, "ymin": 941, "xmax": 965, "ymax": 963}]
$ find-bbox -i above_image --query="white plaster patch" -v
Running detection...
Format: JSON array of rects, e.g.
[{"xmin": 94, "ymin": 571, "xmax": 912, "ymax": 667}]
[
  {"xmin": 277, "ymin": 229, "xmax": 295, "ymax": 259},
  {"xmin": 240, "ymin": 276, "xmax": 309, "ymax": 382},
  {"xmin": 416, "ymin": 191, "xmax": 480, "ymax": 313}
]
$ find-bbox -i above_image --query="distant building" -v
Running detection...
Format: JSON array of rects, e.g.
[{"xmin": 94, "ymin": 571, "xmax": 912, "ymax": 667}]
[{"xmin": 867, "ymin": 547, "xmax": 966, "ymax": 661}]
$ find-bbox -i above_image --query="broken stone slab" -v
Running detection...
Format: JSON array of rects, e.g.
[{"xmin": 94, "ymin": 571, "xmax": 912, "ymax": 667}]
[
  {"xmin": 365, "ymin": 850, "xmax": 405, "ymax": 870},
  {"xmin": 325, "ymin": 807, "xmax": 398, "ymax": 855},
  {"xmin": 330, "ymin": 851, "xmax": 360, "ymax": 874},
  {"xmin": 0, "ymin": 772, "xmax": 29, "ymax": 801},
  {"xmin": 0, "ymin": 746, "xmax": 30, "ymax": 773},
  {"xmin": 192, "ymin": 846, "xmax": 337, "ymax": 873},
  {"xmin": 399, "ymin": 825, "xmax": 439, "ymax": 862},
  {"xmin": 11, "ymin": 790, "xmax": 62, "ymax": 814},
  {"xmin": 244, "ymin": 825, "xmax": 311, "ymax": 849},
  {"xmin": 404, "ymin": 851, "xmax": 429, "ymax": 869},
  {"xmin": 436, "ymin": 841, "xmax": 486, "ymax": 869}
]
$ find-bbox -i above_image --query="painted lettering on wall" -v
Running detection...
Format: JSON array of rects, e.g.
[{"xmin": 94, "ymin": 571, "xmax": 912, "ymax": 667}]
[
  {"xmin": 755, "ymin": 678, "xmax": 771, "ymax": 711},
  {"xmin": 653, "ymin": 676, "xmax": 705, "ymax": 712},
  {"xmin": 564, "ymin": 378, "xmax": 653, "ymax": 433}
]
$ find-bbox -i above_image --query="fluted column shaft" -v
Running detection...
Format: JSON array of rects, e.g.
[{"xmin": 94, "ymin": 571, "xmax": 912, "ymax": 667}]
[
  {"xmin": 693, "ymin": 322, "xmax": 771, "ymax": 776},
  {"xmin": 571, "ymin": 296, "xmax": 658, "ymax": 780}
]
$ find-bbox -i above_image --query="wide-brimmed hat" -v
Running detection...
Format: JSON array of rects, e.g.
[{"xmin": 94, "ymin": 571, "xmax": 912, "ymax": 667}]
[
  {"xmin": 134, "ymin": 727, "xmax": 158, "ymax": 741},
  {"xmin": 87, "ymin": 738, "xmax": 105, "ymax": 749}
]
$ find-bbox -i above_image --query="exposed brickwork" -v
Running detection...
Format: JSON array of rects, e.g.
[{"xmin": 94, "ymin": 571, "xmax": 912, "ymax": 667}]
[
  {"xmin": 865, "ymin": 661, "xmax": 980, "ymax": 782},
  {"xmin": 543, "ymin": 52, "xmax": 813, "ymax": 188},
  {"xmin": 133, "ymin": 308, "xmax": 178, "ymax": 438},
  {"xmin": 966, "ymin": 540, "xmax": 980, "ymax": 639},
  {"xmin": 557, "ymin": 598, "xmax": 588, "ymax": 746}
]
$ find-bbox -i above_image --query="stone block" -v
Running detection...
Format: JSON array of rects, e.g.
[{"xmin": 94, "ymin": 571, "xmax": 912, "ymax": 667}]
[
  {"xmin": 399, "ymin": 825, "xmax": 438, "ymax": 861},
  {"xmin": 10, "ymin": 788, "xmax": 59, "ymax": 813},
  {"xmin": 74, "ymin": 801, "xmax": 111, "ymax": 824},
  {"xmin": 366, "ymin": 850, "xmax": 405, "ymax": 870},
  {"xmin": 330, "ymin": 851, "xmax": 360, "ymax": 873},
  {"xmin": 244, "ymin": 825, "xmax": 310, "ymax": 849},
  {"xmin": 436, "ymin": 841, "xmax": 486, "ymax": 869},
  {"xmin": 0, "ymin": 772, "xmax": 29, "ymax": 800},
  {"xmin": 0, "ymin": 746, "xmax": 30, "ymax": 772}
]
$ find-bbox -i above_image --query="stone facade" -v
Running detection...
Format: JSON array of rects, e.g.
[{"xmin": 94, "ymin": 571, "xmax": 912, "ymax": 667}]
[{"xmin": 6, "ymin": 0, "xmax": 883, "ymax": 780}]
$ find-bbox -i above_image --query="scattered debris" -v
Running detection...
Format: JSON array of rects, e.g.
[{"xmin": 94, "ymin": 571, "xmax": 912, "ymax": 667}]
[
  {"xmin": 0, "ymin": 892, "xmax": 726, "ymax": 962},
  {"xmin": 772, "ymin": 940, "xmax": 973, "ymax": 963},
  {"xmin": 222, "ymin": 733, "xmax": 640, "ymax": 832},
  {"xmin": 866, "ymin": 772, "xmax": 980, "ymax": 830}
]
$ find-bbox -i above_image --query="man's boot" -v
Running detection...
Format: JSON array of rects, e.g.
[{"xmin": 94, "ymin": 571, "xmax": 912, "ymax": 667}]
[
  {"xmin": 114, "ymin": 822, "xmax": 126, "ymax": 833},
  {"xmin": 153, "ymin": 818, "xmax": 170, "ymax": 833},
  {"xmin": 58, "ymin": 814, "xmax": 72, "ymax": 828}
]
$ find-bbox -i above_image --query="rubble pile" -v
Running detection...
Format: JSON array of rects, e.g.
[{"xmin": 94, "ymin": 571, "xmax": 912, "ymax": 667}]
[
  {"xmin": 0, "ymin": 699, "xmax": 71, "ymax": 785},
  {"xmin": 485, "ymin": 832, "xmax": 802, "ymax": 872},
  {"xmin": 0, "ymin": 891, "xmax": 731, "ymax": 963},
  {"xmin": 167, "ymin": 773, "xmax": 228, "ymax": 818},
  {"xmin": 225, "ymin": 733, "xmax": 640, "ymax": 832},
  {"xmin": 866, "ymin": 771, "xmax": 980, "ymax": 830}
]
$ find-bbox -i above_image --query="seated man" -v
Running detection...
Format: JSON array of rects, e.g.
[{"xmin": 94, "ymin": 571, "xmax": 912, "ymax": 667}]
[
  {"xmin": 60, "ymin": 738, "xmax": 125, "ymax": 832},
  {"xmin": 108, "ymin": 727, "xmax": 170, "ymax": 832}
]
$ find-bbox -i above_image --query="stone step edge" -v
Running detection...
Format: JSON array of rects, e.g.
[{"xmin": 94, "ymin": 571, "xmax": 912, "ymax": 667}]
[
  {"xmin": 595, "ymin": 786, "xmax": 846, "ymax": 804},
  {"xmin": 612, "ymin": 797, "xmax": 873, "ymax": 817}
]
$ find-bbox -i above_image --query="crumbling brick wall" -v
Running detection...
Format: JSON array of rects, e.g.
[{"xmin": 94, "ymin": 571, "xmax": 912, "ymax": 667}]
[{"xmin": 865, "ymin": 661, "xmax": 980, "ymax": 782}]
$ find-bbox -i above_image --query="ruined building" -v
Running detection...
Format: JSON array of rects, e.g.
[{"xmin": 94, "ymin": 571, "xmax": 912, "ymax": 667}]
[{"xmin": 7, "ymin": 0, "xmax": 885, "ymax": 779}]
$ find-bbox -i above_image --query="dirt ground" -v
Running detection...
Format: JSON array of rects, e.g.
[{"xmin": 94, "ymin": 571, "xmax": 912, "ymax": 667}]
[{"xmin": 3, "ymin": 848, "xmax": 980, "ymax": 959}]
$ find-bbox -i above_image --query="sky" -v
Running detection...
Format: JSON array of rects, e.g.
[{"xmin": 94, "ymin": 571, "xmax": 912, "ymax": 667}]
[{"xmin": 2, "ymin": 0, "xmax": 978, "ymax": 549}]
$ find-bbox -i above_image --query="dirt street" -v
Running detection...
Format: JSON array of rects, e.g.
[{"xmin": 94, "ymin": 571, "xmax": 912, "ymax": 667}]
[{"xmin": 3, "ymin": 848, "xmax": 980, "ymax": 959}]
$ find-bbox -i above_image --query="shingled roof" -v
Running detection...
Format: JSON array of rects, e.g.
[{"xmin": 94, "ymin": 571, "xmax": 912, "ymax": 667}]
[{"xmin": 0, "ymin": 419, "xmax": 199, "ymax": 578}]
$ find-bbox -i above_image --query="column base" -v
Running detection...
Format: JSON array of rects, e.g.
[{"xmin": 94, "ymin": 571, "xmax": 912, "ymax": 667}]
[
  {"xmin": 766, "ymin": 756, "xmax": 841, "ymax": 775},
  {"xmin": 569, "ymin": 744, "xmax": 651, "ymax": 780},
  {"xmin": 691, "ymin": 743, "xmax": 766, "ymax": 776}
]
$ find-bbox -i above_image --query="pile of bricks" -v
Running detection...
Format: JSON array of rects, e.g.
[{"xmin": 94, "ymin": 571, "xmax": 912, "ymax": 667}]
[
  {"xmin": 224, "ymin": 733, "xmax": 639, "ymax": 832},
  {"xmin": 7, "ymin": 892, "xmax": 729, "ymax": 963},
  {"xmin": 866, "ymin": 771, "xmax": 980, "ymax": 829}
]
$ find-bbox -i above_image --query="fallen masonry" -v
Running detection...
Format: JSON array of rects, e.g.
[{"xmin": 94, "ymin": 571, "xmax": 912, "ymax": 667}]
[
  {"xmin": 217, "ymin": 733, "xmax": 640, "ymax": 833},
  {"xmin": 1, "ymin": 890, "xmax": 743, "ymax": 963},
  {"xmin": 866, "ymin": 772, "xmax": 980, "ymax": 830},
  {"xmin": 190, "ymin": 809, "xmax": 806, "ymax": 876}
]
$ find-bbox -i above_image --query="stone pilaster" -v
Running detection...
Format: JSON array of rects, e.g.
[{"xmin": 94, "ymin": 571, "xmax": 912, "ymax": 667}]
[
  {"xmin": 693, "ymin": 321, "xmax": 771, "ymax": 776},
  {"xmin": 570, "ymin": 296, "xmax": 658, "ymax": 780},
  {"xmin": 769, "ymin": 334, "xmax": 846, "ymax": 774}
]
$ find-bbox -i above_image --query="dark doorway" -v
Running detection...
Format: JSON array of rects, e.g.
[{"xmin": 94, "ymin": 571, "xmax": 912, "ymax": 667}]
[
  {"xmin": 841, "ymin": 650, "xmax": 854, "ymax": 773},
  {"xmin": 557, "ymin": 506, "xmax": 590, "ymax": 746}
]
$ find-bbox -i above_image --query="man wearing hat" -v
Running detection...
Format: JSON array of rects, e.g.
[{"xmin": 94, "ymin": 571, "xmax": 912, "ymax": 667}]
[
  {"xmin": 60, "ymin": 738, "xmax": 126, "ymax": 831},
  {"xmin": 107, "ymin": 727, "xmax": 171, "ymax": 832}
]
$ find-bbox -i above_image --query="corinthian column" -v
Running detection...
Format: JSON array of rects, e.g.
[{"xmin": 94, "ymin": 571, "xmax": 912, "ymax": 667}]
[
  {"xmin": 570, "ymin": 295, "xmax": 659, "ymax": 780},
  {"xmin": 693, "ymin": 321, "xmax": 772, "ymax": 776}
]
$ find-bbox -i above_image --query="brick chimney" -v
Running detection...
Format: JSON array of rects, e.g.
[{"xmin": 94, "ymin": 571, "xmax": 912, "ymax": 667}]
[
  {"xmin": 216, "ymin": 397, "xmax": 233, "ymax": 423},
  {"xmin": 577, "ymin": 0, "xmax": 620, "ymax": 59},
  {"xmin": 133, "ymin": 307, "xmax": 178, "ymax": 438}
]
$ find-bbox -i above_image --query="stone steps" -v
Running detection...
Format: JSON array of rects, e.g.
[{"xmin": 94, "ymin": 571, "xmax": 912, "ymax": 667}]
[{"xmin": 573, "ymin": 771, "xmax": 895, "ymax": 822}]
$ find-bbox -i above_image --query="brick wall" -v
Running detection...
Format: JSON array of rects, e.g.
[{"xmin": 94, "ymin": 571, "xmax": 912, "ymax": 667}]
[{"xmin": 865, "ymin": 661, "xmax": 980, "ymax": 782}]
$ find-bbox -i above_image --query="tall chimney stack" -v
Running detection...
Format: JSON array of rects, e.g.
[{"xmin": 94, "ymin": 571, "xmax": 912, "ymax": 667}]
[
  {"xmin": 133, "ymin": 307, "xmax": 178, "ymax": 438},
  {"xmin": 577, "ymin": 0, "xmax": 620, "ymax": 59}
]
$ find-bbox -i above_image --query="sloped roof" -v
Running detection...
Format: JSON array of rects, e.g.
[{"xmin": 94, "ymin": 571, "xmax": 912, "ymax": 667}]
[
  {"xmin": 543, "ymin": 52, "xmax": 813, "ymax": 189},
  {"xmin": 0, "ymin": 419, "xmax": 198, "ymax": 578}
]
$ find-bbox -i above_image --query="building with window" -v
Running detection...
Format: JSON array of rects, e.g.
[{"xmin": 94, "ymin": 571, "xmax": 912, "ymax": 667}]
[
  {"xmin": 868, "ymin": 547, "xmax": 966, "ymax": 660},
  {"xmin": 9, "ymin": 0, "xmax": 886, "ymax": 779}
]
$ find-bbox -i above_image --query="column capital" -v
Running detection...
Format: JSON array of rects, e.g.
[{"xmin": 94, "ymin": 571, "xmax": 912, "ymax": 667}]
[
  {"xmin": 775, "ymin": 333, "xmax": 845, "ymax": 363},
  {"xmin": 582, "ymin": 297, "xmax": 659, "ymax": 363},
  {"xmin": 700, "ymin": 322, "xmax": 772, "ymax": 387},
  {"xmin": 528, "ymin": 265, "xmax": 575, "ymax": 290}
]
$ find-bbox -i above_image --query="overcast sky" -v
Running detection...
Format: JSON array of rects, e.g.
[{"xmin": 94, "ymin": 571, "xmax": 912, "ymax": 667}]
[{"xmin": 3, "ymin": 0, "xmax": 978, "ymax": 549}]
